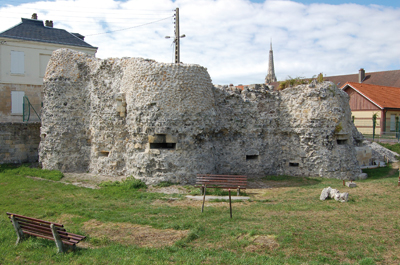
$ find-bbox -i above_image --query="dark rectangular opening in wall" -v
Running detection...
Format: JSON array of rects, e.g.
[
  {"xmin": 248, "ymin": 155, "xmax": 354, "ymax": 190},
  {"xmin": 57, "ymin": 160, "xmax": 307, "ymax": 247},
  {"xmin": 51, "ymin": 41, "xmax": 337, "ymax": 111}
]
[
  {"xmin": 150, "ymin": 143, "xmax": 176, "ymax": 149},
  {"xmin": 337, "ymin": 139, "xmax": 347, "ymax": 145},
  {"xmin": 99, "ymin": 151, "xmax": 109, "ymax": 157},
  {"xmin": 289, "ymin": 162, "xmax": 299, "ymax": 167},
  {"xmin": 246, "ymin": 155, "xmax": 259, "ymax": 161}
]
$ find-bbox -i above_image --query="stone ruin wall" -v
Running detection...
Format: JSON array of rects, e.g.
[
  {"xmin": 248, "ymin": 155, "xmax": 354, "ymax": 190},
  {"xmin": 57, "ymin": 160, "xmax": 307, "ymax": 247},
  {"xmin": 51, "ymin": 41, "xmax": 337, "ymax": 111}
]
[{"xmin": 39, "ymin": 49, "xmax": 365, "ymax": 184}]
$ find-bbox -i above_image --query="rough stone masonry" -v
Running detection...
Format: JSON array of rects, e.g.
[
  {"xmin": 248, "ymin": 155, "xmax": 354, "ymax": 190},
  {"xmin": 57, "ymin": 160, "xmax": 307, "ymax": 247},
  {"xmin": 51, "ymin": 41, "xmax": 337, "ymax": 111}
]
[{"xmin": 39, "ymin": 49, "xmax": 365, "ymax": 184}]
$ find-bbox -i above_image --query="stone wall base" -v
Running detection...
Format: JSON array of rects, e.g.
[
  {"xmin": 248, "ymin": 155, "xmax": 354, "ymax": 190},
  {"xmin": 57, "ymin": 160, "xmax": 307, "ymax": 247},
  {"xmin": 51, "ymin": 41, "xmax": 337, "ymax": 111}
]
[{"xmin": 0, "ymin": 122, "xmax": 41, "ymax": 164}]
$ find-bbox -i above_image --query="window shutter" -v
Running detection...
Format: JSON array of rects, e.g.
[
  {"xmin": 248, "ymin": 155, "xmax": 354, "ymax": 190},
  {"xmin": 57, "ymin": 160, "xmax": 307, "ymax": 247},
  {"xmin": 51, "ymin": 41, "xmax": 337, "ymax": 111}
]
[
  {"xmin": 11, "ymin": 51, "xmax": 24, "ymax": 74},
  {"xmin": 390, "ymin": 114, "xmax": 396, "ymax": 131},
  {"xmin": 11, "ymin": 91, "xmax": 25, "ymax": 114}
]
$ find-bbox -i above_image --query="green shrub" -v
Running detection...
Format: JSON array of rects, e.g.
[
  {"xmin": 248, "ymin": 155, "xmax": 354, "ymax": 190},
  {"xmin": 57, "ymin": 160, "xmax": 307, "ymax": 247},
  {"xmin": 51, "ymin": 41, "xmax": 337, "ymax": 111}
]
[
  {"xmin": 123, "ymin": 176, "xmax": 147, "ymax": 189},
  {"xmin": 156, "ymin": 181, "xmax": 176, "ymax": 187},
  {"xmin": 100, "ymin": 176, "xmax": 147, "ymax": 190},
  {"xmin": 0, "ymin": 164, "xmax": 63, "ymax": 181},
  {"xmin": 278, "ymin": 76, "xmax": 307, "ymax": 90},
  {"xmin": 316, "ymin": 72, "xmax": 324, "ymax": 83},
  {"xmin": 334, "ymin": 123, "xmax": 343, "ymax": 133},
  {"xmin": 99, "ymin": 180, "xmax": 121, "ymax": 187}
]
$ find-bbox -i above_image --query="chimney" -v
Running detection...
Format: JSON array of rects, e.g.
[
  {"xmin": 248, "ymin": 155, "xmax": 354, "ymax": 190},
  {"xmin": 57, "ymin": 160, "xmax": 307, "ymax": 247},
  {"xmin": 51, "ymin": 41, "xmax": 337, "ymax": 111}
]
[
  {"xmin": 359, "ymin": 68, "xmax": 365, "ymax": 83},
  {"xmin": 45, "ymin": 20, "xmax": 53, "ymax": 27},
  {"xmin": 31, "ymin": 13, "xmax": 38, "ymax": 20}
]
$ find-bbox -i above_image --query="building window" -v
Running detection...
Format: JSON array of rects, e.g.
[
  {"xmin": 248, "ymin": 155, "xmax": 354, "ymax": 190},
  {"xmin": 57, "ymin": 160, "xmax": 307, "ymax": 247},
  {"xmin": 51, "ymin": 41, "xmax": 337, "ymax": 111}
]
[
  {"xmin": 390, "ymin": 114, "xmax": 396, "ymax": 131},
  {"xmin": 11, "ymin": 51, "xmax": 25, "ymax": 74},
  {"xmin": 11, "ymin": 91, "xmax": 25, "ymax": 114},
  {"xmin": 40, "ymin": 54, "xmax": 51, "ymax": 77}
]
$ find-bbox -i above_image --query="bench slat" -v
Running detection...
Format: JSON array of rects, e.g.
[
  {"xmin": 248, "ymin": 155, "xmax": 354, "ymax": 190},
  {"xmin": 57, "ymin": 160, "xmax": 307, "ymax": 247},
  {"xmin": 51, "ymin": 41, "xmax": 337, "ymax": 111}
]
[
  {"xmin": 196, "ymin": 178, "xmax": 247, "ymax": 181},
  {"xmin": 10, "ymin": 217, "xmax": 65, "ymax": 231},
  {"xmin": 7, "ymin": 212, "xmax": 64, "ymax": 227},
  {"xmin": 196, "ymin": 179, "xmax": 247, "ymax": 183},
  {"xmin": 19, "ymin": 225, "xmax": 81, "ymax": 243},
  {"xmin": 20, "ymin": 228, "xmax": 79, "ymax": 244},
  {"xmin": 197, "ymin": 174, "xmax": 247, "ymax": 177},
  {"xmin": 197, "ymin": 177, "xmax": 247, "ymax": 179},
  {"xmin": 14, "ymin": 219, "xmax": 85, "ymax": 242},
  {"xmin": 16, "ymin": 219, "xmax": 66, "ymax": 232},
  {"xmin": 195, "ymin": 185, "xmax": 247, "ymax": 188},
  {"xmin": 196, "ymin": 176, "xmax": 247, "ymax": 179},
  {"xmin": 23, "ymin": 230, "xmax": 76, "ymax": 246},
  {"xmin": 58, "ymin": 231, "xmax": 86, "ymax": 241},
  {"xmin": 195, "ymin": 174, "xmax": 247, "ymax": 195},
  {"xmin": 196, "ymin": 180, "xmax": 247, "ymax": 184},
  {"xmin": 7, "ymin": 212, "xmax": 86, "ymax": 251}
]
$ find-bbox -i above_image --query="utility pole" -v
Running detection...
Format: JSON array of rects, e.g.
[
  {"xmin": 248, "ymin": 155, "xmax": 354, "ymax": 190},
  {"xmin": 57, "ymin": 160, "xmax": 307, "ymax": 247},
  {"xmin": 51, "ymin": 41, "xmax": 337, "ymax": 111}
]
[
  {"xmin": 166, "ymin": 8, "xmax": 185, "ymax": 63},
  {"xmin": 174, "ymin": 7, "xmax": 180, "ymax": 64}
]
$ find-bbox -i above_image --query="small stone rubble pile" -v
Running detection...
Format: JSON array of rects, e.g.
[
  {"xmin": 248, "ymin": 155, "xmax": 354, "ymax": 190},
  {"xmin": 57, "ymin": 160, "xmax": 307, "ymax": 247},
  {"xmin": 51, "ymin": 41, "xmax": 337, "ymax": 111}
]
[
  {"xmin": 365, "ymin": 141, "xmax": 399, "ymax": 163},
  {"xmin": 320, "ymin": 187, "xmax": 349, "ymax": 202}
]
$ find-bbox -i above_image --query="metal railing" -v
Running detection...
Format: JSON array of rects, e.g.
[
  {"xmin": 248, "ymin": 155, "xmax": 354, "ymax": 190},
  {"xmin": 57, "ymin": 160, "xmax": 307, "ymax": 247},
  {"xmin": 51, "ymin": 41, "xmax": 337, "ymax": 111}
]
[
  {"xmin": 354, "ymin": 118, "xmax": 400, "ymax": 143},
  {"xmin": 23, "ymin": 96, "xmax": 41, "ymax": 122}
]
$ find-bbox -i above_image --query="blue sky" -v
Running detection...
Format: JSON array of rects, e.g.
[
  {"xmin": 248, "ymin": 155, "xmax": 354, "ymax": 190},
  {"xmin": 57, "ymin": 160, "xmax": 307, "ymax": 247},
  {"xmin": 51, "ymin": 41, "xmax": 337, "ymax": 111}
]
[{"xmin": 0, "ymin": 0, "xmax": 399, "ymax": 85}]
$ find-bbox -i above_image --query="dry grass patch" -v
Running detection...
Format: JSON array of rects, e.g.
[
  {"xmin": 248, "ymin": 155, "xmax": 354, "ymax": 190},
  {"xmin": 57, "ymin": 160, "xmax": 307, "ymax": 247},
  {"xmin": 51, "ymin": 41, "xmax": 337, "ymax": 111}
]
[
  {"xmin": 81, "ymin": 219, "xmax": 188, "ymax": 248},
  {"xmin": 147, "ymin": 185, "xmax": 187, "ymax": 194},
  {"xmin": 242, "ymin": 234, "xmax": 279, "ymax": 252}
]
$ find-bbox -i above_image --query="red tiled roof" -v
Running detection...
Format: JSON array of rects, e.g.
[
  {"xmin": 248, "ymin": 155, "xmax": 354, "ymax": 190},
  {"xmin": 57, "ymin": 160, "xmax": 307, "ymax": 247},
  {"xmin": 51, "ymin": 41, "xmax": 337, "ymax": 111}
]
[
  {"xmin": 325, "ymin": 69, "xmax": 400, "ymax": 88},
  {"xmin": 343, "ymin": 82, "xmax": 400, "ymax": 109}
]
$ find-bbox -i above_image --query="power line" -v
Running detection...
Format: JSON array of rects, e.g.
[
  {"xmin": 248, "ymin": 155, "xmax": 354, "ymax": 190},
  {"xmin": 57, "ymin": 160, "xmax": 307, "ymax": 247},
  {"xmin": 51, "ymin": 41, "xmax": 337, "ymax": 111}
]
[
  {"xmin": 0, "ymin": 10, "xmax": 172, "ymax": 15},
  {"xmin": 0, "ymin": 15, "xmax": 173, "ymax": 45},
  {"xmin": 86, "ymin": 16, "xmax": 172, "ymax": 37}
]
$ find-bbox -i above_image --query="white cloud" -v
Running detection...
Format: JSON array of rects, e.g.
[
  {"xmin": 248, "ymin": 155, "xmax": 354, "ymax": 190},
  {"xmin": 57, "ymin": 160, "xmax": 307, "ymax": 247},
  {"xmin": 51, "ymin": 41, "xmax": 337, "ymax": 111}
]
[{"xmin": 1, "ymin": 0, "xmax": 400, "ymax": 85}]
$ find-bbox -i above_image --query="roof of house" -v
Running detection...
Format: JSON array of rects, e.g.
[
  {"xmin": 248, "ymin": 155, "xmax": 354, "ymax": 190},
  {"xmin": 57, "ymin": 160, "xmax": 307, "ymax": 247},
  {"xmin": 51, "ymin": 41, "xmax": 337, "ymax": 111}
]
[
  {"xmin": 342, "ymin": 82, "xmax": 400, "ymax": 109},
  {"xmin": 325, "ymin": 69, "xmax": 400, "ymax": 88},
  {"xmin": 0, "ymin": 18, "xmax": 97, "ymax": 49}
]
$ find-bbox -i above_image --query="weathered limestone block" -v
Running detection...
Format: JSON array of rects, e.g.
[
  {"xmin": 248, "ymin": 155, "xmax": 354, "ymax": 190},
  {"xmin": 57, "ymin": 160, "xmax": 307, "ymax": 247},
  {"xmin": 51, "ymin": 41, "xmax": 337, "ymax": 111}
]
[
  {"xmin": 320, "ymin": 187, "xmax": 349, "ymax": 202},
  {"xmin": 335, "ymin": 192, "xmax": 349, "ymax": 202},
  {"xmin": 320, "ymin": 187, "xmax": 332, "ymax": 200},
  {"xmin": 345, "ymin": 181, "xmax": 357, "ymax": 188},
  {"xmin": 39, "ymin": 49, "xmax": 365, "ymax": 184},
  {"xmin": 329, "ymin": 188, "xmax": 339, "ymax": 199}
]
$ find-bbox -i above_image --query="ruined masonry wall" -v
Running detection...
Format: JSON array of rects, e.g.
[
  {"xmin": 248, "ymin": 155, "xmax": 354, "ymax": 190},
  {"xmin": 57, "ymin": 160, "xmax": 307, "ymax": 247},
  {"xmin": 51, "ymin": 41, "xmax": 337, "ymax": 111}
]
[
  {"xmin": 39, "ymin": 49, "xmax": 364, "ymax": 184},
  {"xmin": 0, "ymin": 122, "xmax": 40, "ymax": 164}
]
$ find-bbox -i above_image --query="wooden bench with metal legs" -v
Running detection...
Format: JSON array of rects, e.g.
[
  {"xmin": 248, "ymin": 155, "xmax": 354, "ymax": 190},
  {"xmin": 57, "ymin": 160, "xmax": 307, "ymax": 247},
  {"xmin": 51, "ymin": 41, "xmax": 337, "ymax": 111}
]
[
  {"xmin": 6, "ymin": 212, "xmax": 86, "ymax": 253},
  {"xmin": 196, "ymin": 174, "xmax": 247, "ymax": 196}
]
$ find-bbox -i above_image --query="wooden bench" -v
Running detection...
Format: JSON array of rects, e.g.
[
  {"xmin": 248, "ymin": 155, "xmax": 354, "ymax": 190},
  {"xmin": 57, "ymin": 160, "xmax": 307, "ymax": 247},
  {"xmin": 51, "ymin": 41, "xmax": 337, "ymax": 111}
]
[
  {"xmin": 196, "ymin": 174, "xmax": 247, "ymax": 196},
  {"xmin": 6, "ymin": 212, "xmax": 86, "ymax": 253}
]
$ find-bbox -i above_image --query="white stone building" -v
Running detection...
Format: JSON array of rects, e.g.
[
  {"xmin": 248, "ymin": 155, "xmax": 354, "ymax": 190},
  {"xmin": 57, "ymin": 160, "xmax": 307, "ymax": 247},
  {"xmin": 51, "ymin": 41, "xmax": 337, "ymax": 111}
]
[
  {"xmin": 0, "ymin": 14, "xmax": 97, "ymax": 122},
  {"xmin": 0, "ymin": 14, "xmax": 97, "ymax": 164}
]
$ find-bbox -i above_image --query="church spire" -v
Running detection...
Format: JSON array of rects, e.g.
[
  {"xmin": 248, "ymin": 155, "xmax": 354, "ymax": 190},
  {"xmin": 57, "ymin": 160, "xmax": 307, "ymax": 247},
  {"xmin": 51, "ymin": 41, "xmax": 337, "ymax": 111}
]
[{"xmin": 265, "ymin": 40, "xmax": 277, "ymax": 84}]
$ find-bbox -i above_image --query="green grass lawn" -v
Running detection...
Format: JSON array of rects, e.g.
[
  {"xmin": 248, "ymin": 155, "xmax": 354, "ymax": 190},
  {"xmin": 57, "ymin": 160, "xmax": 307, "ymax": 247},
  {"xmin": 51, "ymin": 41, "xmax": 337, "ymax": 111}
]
[{"xmin": 1, "ymin": 164, "xmax": 400, "ymax": 264}]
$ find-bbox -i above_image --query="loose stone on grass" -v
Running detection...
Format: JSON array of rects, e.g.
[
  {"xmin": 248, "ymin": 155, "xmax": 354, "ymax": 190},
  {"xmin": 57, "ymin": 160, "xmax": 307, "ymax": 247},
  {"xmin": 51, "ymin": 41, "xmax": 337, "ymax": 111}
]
[
  {"xmin": 320, "ymin": 186, "xmax": 349, "ymax": 202},
  {"xmin": 345, "ymin": 181, "xmax": 357, "ymax": 188}
]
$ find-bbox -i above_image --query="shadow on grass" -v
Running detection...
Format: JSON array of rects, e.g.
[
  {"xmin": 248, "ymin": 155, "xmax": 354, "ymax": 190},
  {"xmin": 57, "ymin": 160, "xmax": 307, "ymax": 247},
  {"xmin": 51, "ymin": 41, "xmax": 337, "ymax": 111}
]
[
  {"xmin": 361, "ymin": 164, "xmax": 398, "ymax": 181},
  {"xmin": 0, "ymin": 163, "xmax": 63, "ymax": 181},
  {"xmin": 259, "ymin": 175, "xmax": 322, "ymax": 188}
]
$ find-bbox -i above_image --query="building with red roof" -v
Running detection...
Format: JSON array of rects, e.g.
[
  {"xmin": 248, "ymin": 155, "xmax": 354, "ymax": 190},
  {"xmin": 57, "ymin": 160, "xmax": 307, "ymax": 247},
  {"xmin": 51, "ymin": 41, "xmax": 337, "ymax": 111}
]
[
  {"xmin": 326, "ymin": 68, "xmax": 400, "ymax": 89},
  {"xmin": 342, "ymin": 82, "xmax": 400, "ymax": 136}
]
